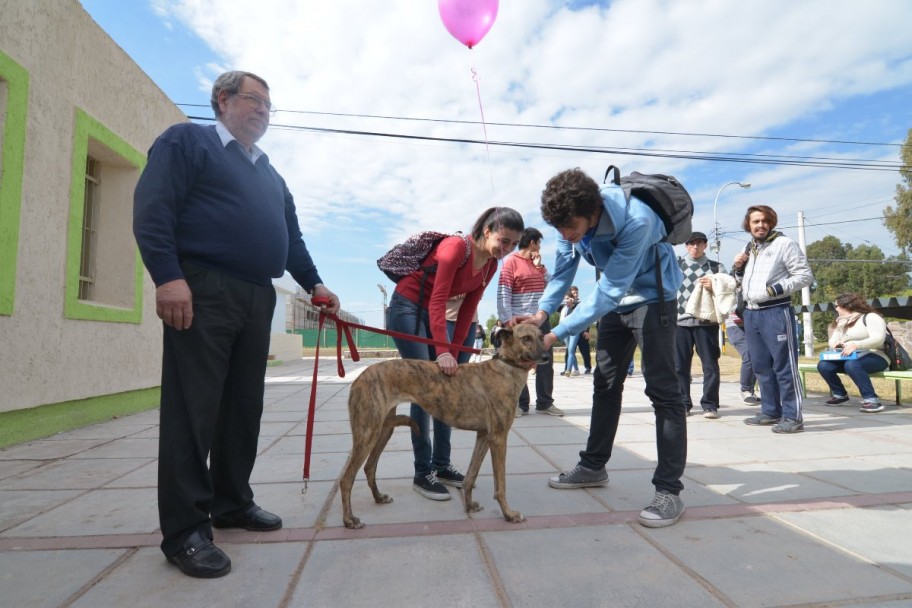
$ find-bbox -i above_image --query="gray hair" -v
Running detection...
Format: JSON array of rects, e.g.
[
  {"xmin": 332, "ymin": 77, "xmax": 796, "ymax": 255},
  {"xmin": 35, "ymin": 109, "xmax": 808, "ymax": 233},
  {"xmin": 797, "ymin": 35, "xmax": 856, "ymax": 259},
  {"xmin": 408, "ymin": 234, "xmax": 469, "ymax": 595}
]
[{"xmin": 210, "ymin": 71, "xmax": 270, "ymax": 117}]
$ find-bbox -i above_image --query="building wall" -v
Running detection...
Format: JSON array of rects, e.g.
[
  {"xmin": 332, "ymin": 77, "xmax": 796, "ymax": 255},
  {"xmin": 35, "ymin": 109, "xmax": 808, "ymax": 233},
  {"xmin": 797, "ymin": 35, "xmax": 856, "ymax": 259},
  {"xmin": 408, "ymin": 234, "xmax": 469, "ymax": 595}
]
[{"xmin": 0, "ymin": 0, "xmax": 186, "ymax": 412}]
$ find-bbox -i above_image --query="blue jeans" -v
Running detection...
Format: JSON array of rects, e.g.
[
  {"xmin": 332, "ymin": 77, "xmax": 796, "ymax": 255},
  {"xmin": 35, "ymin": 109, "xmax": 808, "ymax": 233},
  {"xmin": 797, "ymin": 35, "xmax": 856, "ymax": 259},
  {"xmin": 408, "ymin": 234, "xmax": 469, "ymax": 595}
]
[
  {"xmin": 817, "ymin": 354, "xmax": 888, "ymax": 401},
  {"xmin": 743, "ymin": 304, "xmax": 802, "ymax": 421},
  {"xmin": 582, "ymin": 301, "xmax": 687, "ymax": 495},
  {"xmin": 387, "ymin": 291, "xmax": 456, "ymax": 478},
  {"xmin": 564, "ymin": 333, "xmax": 580, "ymax": 372},
  {"xmin": 726, "ymin": 321, "xmax": 756, "ymax": 393}
]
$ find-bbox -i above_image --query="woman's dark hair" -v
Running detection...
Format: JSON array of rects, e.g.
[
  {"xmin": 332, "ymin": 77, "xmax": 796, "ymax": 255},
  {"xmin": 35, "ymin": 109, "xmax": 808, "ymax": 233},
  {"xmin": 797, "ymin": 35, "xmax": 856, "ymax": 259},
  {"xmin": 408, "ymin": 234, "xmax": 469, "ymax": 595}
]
[
  {"xmin": 519, "ymin": 227, "xmax": 544, "ymax": 249},
  {"xmin": 541, "ymin": 168, "xmax": 602, "ymax": 229},
  {"xmin": 742, "ymin": 205, "xmax": 778, "ymax": 232},
  {"xmin": 830, "ymin": 292, "xmax": 875, "ymax": 329},
  {"xmin": 471, "ymin": 207, "xmax": 524, "ymax": 241}
]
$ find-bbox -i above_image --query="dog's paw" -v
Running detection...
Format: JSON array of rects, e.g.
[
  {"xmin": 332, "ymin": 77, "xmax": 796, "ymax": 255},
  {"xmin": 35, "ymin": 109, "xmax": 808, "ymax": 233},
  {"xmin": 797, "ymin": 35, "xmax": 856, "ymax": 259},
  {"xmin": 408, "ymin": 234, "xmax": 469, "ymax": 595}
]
[
  {"xmin": 343, "ymin": 517, "xmax": 365, "ymax": 529},
  {"xmin": 466, "ymin": 501, "xmax": 483, "ymax": 513},
  {"xmin": 504, "ymin": 511, "xmax": 525, "ymax": 524},
  {"xmin": 375, "ymin": 494, "xmax": 393, "ymax": 505}
]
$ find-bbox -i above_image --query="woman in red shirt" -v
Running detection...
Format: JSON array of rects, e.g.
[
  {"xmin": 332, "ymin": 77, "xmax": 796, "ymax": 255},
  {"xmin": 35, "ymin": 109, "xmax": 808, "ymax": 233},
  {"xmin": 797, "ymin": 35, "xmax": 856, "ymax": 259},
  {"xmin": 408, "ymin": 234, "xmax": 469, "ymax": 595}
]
[{"xmin": 388, "ymin": 207, "xmax": 524, "ymax": 500}]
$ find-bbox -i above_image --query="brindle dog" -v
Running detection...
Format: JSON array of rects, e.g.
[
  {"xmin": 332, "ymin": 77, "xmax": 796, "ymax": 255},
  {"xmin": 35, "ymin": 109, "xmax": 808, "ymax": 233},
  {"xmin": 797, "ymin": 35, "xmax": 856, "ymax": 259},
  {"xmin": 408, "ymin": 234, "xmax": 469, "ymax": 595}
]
[{"xmin": 340, "ymin": 324, "xmax": 547, "ymax": 529}]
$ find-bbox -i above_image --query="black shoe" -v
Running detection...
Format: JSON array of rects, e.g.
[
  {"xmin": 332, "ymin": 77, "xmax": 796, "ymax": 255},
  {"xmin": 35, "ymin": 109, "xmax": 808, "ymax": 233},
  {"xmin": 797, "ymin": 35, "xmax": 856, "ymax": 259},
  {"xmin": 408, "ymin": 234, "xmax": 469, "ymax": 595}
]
[
  {"xmin": 167, "ymin": 530, "xmax": 231, "ymax": 578},
  {"xmin": 435, "ymin": 464, "xmax": 465, "ymax": 488},
  {"xmin": 825, "ymin": 395, "xmax": 849, "ymax": 406},
  {"xmin": 413, "ymin": 471, "xmax": 451, "ymax": 501},
  {"xmin": 744, "ymin": 413, "xmax": 782, "ymax": 426},
  {"xmin": 212, "ymin": 504, "xmax": 282, "ymax": 531}
]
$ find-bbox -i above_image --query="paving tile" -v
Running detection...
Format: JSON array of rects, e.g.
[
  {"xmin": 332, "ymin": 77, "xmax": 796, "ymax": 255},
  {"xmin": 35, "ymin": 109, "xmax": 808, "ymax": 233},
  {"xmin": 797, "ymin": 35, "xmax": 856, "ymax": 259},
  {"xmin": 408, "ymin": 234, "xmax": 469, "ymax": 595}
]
[
  {"xmin": 0, "ymin": 489, "xmax": 83, "ymax": 531},
  {"xmin": 69, "ymin": 437, "xmax": 159, "ymax": 459},
  {"xmin": 0, "ymin": 459, "xmax": 44, "ymax": 480},
  {"xmin": 774, "ymin": 455, "xmax": 912, "ymax": 494},
  {"xmin": 327, "ymin": 477, "xmax": 472, "ymax": 529},
  {"xmin": 0, "ymin": 548, "xmax": 127, "ymax": 608},
  {"xmin": 290, "ymin": 535, "xmax": 499, "ymax": 608},
  {"xmin": 2, "ymin": 487, "xmax": 159, "ymax": 537},
  {"xmin": 682, "ymin": 462, "xmax": 857, "ymax": 504},
  {"xmin": 0, "ymin": 439, "xmax": 110, "ymax": 460},
  {"xmin": 0, "ymin": 458, "xmax": 153, "ymax": 490},
  {"xmin": 644, "ymin": 516, "xmax": 912, "ymax": 607},
  {"xmin": 483, "ymin": 525, "xmax": 728, "ymax": 607},
  {"xmin": 69, "ymin": 543, "xmax": 309, "ymax": 608},
  {"xmin": 777, "ymin": 503, "xmax": 912, "ymax": 579}
]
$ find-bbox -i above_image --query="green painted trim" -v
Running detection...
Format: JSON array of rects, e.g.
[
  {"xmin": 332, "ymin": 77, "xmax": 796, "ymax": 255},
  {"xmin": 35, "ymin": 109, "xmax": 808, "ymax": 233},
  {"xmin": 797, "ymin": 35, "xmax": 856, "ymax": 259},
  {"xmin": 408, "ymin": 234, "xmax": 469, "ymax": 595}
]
[
  {"xmin": 0, "ymin": 51, "xmax": 29, "ymax": 316},
  {"xmin": 64, "ymin": 109, "xmax": 146, "ymax": 323},
  {"xmin": 0, "ymin": 387, "xmax": 160, "ymax": 449}
]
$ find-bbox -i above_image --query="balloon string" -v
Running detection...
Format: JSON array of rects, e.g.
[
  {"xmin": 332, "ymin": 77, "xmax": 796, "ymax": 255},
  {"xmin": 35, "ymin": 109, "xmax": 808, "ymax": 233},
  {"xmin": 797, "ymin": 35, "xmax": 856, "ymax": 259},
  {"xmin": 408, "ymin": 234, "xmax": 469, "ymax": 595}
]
[{"xmin": 471, "ymin": 66, "xmax": 496, "ymax": 196}]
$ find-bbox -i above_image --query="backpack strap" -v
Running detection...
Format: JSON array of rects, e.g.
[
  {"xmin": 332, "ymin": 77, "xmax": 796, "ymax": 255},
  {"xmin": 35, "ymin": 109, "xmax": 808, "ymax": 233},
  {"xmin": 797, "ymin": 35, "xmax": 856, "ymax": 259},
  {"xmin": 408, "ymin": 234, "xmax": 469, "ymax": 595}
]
[{"xmin": 414, "ymin": 234, "xmax": 473, "ymax": 335}]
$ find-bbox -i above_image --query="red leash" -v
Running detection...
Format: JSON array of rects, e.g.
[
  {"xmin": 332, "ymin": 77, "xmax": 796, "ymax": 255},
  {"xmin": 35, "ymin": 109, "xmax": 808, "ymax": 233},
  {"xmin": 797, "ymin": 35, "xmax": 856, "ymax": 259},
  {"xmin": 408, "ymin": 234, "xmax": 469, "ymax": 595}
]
[{"xmin": 302, "ymin": 297, "xmax": 480, "ymax": 487}]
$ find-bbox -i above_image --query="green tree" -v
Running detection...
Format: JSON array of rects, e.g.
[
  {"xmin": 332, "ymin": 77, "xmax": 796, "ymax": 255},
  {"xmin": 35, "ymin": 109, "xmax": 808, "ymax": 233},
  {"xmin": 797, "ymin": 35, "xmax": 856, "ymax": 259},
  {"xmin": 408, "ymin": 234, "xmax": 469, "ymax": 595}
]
[
  {"xmin": 805, "ymin": 237, "xmax": 910, "ymax": 338},
  {"xmin": 883, "ymin": 127, "xmax": 912, "ymax": 253}
]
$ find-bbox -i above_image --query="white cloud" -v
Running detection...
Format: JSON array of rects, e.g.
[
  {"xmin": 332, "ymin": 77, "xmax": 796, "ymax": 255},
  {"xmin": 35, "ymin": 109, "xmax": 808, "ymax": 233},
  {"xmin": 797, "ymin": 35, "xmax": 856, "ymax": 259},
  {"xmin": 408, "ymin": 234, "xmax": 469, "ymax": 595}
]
[{"xmin": 150, "ymin": 0, "xmax": 912, "ymax": 326}]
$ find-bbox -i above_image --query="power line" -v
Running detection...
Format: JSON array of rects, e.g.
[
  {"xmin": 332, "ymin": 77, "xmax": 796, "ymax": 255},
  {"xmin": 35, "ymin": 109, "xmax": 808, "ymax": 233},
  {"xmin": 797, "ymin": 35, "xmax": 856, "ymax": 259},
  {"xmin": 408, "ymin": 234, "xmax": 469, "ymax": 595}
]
[
  {"xmin": 185, "ymin": 115, "xmax": 903, "ymax": 172},
  {"xmin": 177, "ymin": 104, "xmax": 902, "ymax": 148}
]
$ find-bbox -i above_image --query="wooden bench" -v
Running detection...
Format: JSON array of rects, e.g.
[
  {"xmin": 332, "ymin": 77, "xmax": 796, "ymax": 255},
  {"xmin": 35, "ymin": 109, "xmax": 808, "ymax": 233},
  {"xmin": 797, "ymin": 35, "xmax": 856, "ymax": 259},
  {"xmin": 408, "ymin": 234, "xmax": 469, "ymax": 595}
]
[{"xmin": 797, "ymin": 362, "xmax": 912, "ymax": 406}]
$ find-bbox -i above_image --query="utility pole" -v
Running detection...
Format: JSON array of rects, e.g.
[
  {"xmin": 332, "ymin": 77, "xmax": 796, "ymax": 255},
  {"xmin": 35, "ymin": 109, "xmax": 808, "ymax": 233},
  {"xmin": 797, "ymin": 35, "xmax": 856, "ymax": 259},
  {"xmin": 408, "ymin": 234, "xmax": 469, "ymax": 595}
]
[{"xmin": 797, "ymin": 211, "xmax": 814, "ymax": 357}]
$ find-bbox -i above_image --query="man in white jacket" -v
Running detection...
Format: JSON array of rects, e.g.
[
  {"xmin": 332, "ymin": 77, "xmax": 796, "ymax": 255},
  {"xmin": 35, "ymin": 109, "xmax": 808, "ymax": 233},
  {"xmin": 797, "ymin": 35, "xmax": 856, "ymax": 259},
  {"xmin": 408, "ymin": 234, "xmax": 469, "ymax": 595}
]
[{"xmin": 733, "ymin": 205, "xmax": 813, "ymax": 434}]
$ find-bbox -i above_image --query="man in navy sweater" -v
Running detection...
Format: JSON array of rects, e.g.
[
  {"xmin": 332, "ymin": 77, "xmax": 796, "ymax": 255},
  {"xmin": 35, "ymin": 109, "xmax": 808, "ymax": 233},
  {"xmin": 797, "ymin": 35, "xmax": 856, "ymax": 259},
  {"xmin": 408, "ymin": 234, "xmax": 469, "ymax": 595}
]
[{"xmin": 134, "ymin": 71, "xmax": 339, "ymax": 579}]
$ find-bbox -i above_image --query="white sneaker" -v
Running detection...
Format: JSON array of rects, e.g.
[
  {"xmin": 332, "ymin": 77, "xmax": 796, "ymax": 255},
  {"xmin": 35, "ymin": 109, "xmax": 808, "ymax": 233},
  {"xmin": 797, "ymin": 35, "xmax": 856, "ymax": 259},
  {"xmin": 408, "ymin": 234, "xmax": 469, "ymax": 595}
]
[{"xmin": 740, "ymin": 391, "xmax": 760, "ymax": 405}]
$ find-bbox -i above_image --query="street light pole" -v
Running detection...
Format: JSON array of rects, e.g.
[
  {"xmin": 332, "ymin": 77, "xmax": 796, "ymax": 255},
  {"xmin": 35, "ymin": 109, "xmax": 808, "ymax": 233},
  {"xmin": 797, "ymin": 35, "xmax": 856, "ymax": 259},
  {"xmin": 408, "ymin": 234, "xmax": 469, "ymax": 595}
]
[
  {"xmin": 710, "ymin": 180, "xmax": 751, "ymax": 261},
  {"xmin": 377, "ymin": 284, "xmax": 388, "ymax": 329}
]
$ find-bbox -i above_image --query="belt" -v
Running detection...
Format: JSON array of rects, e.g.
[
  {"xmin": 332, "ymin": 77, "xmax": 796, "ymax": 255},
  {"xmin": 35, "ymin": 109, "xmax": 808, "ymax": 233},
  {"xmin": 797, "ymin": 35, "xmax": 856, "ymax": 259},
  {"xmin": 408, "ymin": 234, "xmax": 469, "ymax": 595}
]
[{"xmin": 746, "ymin": 296, "xmax": 791, "ymax": 310}]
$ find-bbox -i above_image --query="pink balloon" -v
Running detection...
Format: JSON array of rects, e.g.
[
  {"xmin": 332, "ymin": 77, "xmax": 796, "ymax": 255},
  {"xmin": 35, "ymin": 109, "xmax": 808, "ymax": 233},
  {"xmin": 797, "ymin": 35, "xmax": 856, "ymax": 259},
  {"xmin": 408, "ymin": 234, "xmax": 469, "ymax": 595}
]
[{"xmin": 438, "ymin": 0, "xmax": 499, "ymax": 49}]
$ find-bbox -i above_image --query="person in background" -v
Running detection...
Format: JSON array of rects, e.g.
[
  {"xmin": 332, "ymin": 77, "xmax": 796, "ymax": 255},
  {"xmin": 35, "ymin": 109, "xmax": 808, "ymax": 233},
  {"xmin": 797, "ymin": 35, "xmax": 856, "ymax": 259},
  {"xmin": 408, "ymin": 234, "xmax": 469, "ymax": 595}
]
[
  {"xmin": 675, "ymin": 231, "xmax": 725, "ymax": 419},
  {"xmin": 559, "ymin": 286, "xmax": 583, "ymax": 377},
  {"xmin": 725, "ymin": 311, "xmax": 759, "ymax": 404},
  {"xmin": 388, "ymin": 207, "xmax": 523, "ymax": 501},
  {"xmin": 734, "ymin": 205, "xmax": 813, "ymax": 434},
  {"xmin": 472, "ymin": 323, "xmax": 486, "ymax": 362},
  {"xmin": 578, "ymin": 325, "xmax": 593, "ymax": 374},
  {"xmin": 514, "ymin": 167, "xmax": 687, "ymax": 528},
  {"xmin": 497, "ymin": 227, "xmax": 563, "ymax": 417},
  {"xmin": 133, "ymin": 71, "xmax": 340, "ymax": 578},
  {"xmin": 818, "ymin": 293, "xmax": 890, "ymax": 413}
]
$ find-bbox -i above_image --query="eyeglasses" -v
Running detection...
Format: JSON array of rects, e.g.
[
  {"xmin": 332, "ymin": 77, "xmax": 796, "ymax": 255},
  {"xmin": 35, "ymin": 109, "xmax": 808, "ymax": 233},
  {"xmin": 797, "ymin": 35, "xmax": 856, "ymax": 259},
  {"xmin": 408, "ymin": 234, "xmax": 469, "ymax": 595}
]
[{"xmin": 234, "ymin": 92, "xmax": 277, "ymax": 117}]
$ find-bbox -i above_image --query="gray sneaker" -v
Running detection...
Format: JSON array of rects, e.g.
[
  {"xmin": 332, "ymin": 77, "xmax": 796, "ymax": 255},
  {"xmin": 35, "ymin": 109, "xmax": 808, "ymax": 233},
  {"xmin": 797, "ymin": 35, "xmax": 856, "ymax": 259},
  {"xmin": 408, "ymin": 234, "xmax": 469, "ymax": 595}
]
[
  {"xmin": 771, "ymin": 418, "xmax": 804, "ymax": 434},
  {"xmin": 548, "ymin": 464, "xmax": 608, "ymax": 489},
  {"xmin": 703, "ymin": 409, "xmax": 720, "ymax": 419},
  {"xmin": 638, "ymin": 491, "xmax": 685, "ymax": 528},
  {"xmin": 515, "ymin": 406, "xmax": 526, "ymax": 418},
  {"xmin": 740, "ymin": 391, "xmax": 761, "ymax": 405},
  {"xmin": 537, "ymin": 405, "xmax": 565, "ymax": 417},
  {"xmin": 744, "ymin": 413, "xmax": 781, "ymax": 426}
]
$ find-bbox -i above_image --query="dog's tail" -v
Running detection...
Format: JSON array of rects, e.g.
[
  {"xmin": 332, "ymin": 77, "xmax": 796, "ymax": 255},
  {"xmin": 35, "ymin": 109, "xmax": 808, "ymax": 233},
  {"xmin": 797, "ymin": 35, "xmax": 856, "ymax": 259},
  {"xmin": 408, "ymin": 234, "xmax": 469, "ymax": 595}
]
[{"xmin": 385, "ymin": 414, "xmax": 421, "ymax": 436}]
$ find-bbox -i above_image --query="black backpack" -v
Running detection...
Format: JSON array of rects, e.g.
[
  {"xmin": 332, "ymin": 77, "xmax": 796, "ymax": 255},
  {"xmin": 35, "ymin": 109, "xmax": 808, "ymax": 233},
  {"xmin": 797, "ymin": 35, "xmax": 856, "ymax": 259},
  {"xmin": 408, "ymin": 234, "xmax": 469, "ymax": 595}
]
[
  {"xmin": 604, "ymin": 165, "xmax": 694, "ymax": 245},
  {"xmin": 603, "ymin": 165, "xmax": 695, "ymax": 325}
]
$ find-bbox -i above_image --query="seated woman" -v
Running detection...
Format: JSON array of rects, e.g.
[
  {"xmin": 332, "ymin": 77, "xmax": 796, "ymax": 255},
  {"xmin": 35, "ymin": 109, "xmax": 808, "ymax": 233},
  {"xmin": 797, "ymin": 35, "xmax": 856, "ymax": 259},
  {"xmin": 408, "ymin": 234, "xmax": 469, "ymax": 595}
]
[{"xmin": 817, "ymin": 293, "xmax": 890, "ymax": 413}]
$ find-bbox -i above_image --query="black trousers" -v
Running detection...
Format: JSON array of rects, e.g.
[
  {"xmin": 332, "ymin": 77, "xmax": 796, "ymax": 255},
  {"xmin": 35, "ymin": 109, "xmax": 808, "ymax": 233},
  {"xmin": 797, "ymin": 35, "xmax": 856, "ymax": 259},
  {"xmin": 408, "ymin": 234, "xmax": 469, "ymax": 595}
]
[
  {"xmin": 518, "ymin": 319, "xmax": 554, "ymax": 411},
  {"xmin": 577, "ymin": 332, "xmax": 592, "ymax": 370},
  {"xmin": 581, "ymin": 301, "xmax": 687, "ymax": 495},
  {"xmin": 675, "ymin": 325, "xmax": 721, "ymax": 411},
  {"xmin": 157, "ymin": 264, "xmax": 276, "ymax": 556}
]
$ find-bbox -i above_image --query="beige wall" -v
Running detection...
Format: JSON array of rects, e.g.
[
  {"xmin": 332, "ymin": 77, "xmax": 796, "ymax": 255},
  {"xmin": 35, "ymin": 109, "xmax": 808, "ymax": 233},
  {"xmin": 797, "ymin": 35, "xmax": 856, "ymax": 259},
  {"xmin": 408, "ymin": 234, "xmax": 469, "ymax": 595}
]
[{"xmin": 0, "ymin": 0, "xmax": 186, "ymax": 412}]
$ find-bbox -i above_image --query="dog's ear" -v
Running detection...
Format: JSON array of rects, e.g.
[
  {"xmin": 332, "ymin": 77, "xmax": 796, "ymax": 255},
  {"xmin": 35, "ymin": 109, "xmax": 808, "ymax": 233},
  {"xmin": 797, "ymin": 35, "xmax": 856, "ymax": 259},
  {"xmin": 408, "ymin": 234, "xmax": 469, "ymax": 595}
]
[{"xmin": 491, "ymin": 326, "xmax": 511, "ymax": 348}]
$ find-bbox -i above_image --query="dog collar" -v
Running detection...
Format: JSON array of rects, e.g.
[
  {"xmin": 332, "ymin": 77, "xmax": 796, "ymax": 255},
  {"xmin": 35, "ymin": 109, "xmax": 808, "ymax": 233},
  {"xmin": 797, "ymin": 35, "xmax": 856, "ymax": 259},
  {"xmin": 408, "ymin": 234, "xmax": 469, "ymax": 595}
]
[{"xmin": 492, "ymin": 354, "xmax": 537, "ymax": 371}]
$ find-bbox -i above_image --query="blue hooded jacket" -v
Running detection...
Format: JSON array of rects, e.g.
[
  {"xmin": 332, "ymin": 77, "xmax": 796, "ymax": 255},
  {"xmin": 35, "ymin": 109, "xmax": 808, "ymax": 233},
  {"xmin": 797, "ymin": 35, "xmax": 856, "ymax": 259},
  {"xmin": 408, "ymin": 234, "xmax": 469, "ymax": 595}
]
[{"xmin": 538, "ymin": 183, "xmax": 683, "ymax": 341}]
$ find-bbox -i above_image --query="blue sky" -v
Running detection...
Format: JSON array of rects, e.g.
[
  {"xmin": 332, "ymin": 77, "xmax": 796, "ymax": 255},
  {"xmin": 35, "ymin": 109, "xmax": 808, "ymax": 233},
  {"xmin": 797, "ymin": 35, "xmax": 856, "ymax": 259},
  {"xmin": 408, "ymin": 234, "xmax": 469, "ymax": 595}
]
[{"xmin": 82, "ymin": 0, "xmax": 912, "ymax": 328}]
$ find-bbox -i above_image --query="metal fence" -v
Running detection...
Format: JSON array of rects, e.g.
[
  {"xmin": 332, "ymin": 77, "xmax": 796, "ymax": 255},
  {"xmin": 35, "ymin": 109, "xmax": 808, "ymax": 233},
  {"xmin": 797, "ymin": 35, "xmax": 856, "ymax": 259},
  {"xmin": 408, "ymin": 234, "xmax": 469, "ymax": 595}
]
[{"xmin": 292, "ymin": 328, "xmax": 397, "ymax": 349}]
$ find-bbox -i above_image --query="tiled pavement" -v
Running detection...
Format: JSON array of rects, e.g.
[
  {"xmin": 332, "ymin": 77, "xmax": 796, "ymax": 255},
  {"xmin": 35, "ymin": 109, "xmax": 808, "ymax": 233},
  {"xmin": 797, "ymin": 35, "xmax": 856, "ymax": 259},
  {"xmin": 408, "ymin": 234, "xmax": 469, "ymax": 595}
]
[{"xmin": 1, "ymin": 357, "xmax": 911, "ymax": 607}]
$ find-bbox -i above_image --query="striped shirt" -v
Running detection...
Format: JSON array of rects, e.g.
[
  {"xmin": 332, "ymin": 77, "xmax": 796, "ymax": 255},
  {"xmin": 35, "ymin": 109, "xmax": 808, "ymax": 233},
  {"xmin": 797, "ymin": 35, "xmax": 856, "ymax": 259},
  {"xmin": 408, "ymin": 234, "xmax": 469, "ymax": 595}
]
[{"xmin": 497, "ymin": 252, "xmax": 550, "ymax": 321}]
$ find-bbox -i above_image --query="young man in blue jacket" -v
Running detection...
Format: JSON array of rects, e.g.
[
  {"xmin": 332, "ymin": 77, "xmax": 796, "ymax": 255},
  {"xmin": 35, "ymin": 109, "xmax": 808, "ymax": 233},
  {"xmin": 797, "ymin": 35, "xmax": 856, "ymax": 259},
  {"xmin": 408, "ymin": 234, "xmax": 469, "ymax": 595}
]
[{"xmin": 513, "ymin": 168, "xmax": 688, "ymax": 527}]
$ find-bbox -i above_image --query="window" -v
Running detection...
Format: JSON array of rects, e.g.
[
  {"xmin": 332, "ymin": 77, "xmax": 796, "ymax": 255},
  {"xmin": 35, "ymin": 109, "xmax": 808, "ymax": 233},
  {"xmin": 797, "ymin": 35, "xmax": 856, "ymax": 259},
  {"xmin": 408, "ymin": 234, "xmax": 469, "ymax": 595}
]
[
  {"xmin": 78, "ymin": 157, "xmax": 100, "ymax": 301},
  {"xmin": 0, "ymin": 51, "xmax": 28, "ymax": 316},
  {"xmin": 65, "ymin": 110, "xmax": 145, "ymax": 323}
]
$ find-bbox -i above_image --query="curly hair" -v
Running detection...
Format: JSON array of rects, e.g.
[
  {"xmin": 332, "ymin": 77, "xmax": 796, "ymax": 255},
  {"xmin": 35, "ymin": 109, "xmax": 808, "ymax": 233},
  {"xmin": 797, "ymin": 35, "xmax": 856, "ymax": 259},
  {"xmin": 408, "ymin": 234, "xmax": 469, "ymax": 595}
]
[
  {"xmin": 540, "ymin": 168, "xmax": 602, "ymax": 229},
  {"xmin": 741, "ymin": 205, "xmax": 778, "ymax": 232}
]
